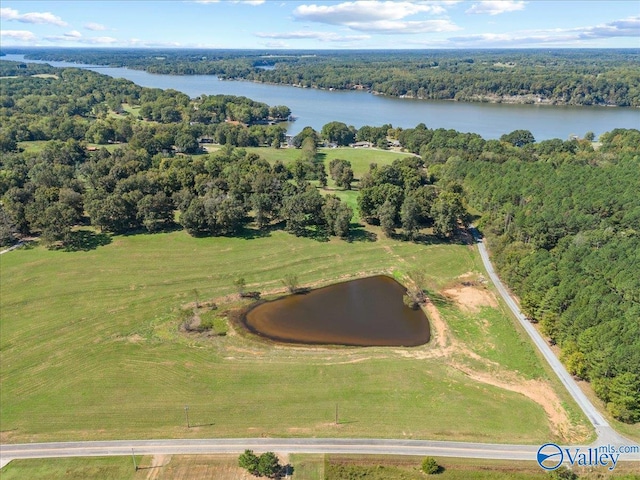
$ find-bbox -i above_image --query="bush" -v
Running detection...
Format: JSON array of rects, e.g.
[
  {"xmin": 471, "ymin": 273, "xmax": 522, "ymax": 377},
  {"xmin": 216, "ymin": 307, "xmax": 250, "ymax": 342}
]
[
  {"xmin": 238, "ymin": 450, "xmax": 281, "ymax": 477},
  {"xmin": 547, "ymin": 466, "xmax": 578, "ymax": 480},
  {"xmin": 421, "ymin": 456, "xmax": 440, "ymax": 474},
  {"xmin": 282, "ymin": 273, "xmax": 299, "ymax": 293},
  {"xmin": 238, "ymin": 449, "xmax": 259, "ymax": 474}
]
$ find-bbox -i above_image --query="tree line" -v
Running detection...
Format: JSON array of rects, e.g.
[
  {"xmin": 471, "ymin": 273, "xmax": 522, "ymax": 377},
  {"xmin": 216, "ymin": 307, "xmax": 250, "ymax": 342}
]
[
  {"xmin": 12, "ymin": 47, "xmax": 640, "ymax": 106},
  {"xmin": 434, "ymin": 128, "xmax": 640, "ymax": 423}
]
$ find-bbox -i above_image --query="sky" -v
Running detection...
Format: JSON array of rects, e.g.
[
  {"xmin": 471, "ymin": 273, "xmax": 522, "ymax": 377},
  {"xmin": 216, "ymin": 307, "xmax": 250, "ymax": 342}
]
[{"xmin": 1, "ymin": 1, "xmax": 639, "ymax": 49}]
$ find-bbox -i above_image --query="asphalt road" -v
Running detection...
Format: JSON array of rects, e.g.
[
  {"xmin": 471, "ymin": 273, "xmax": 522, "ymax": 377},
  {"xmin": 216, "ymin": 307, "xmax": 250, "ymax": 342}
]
[
  {"xmin": 469, "ymin": 228, "xmax": 637, "ymax": 447},
  {"xmin": 0, "ymin": 438, "xmax": 554, "ymax": 467},
  {"xmin": 2, "ymin": 232, "xmax": 638, "ymax": 469}
]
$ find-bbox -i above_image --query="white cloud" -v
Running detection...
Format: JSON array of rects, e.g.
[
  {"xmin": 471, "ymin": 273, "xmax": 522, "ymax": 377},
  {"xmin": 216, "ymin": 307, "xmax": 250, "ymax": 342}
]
[
  {"xmin": 0, "ymin": 29, "xmax": 38, "ymax": 42},
  {"xmin": 292, "ymin": 1, "xmax": 460, "ymax": 34},
  {"xmin": 447, "ymin": 16, "xmax": 640, "ymax": 46},
  {"xmin": 128, "ymin": 38, "xmax": 185, "ymax": 47},
  {"xmin": 294, "ymin": 1, "xmax": 448, "ymax": 24},
  {"xmin": 44, "ymin": 32, "xmax": 118, "ymax": 45},
  {"xmin": 85, "ymin": 22, "xmax": 107, "ymax": 31},
  {"xmin": 466, "ymin": 1, "xmax": 526, "ymax": 15},
  {"xmin": 64, "ymin": 30, "xmax": 83, "ymax": 39},
  {"xmin": 0, "ymin": 7, "xmax": 19, "ymax": 19},
  {"xmin": 0, "ymin": 7, "xmax": 67, "ymax": 26},
  {"xmin": 256, "ymin": 30, "xmax": 370, "ymax": 42},
  {"xmin": 83, "ymin": 36, "xmax": 118, "ymax": 44},
  {"xmin": 581, "ymin": 15, "xmax": 640, "ymax": 39},
  {"xmin": 352, "ymin": 19, "xmax": 459, "ymax": 33}
]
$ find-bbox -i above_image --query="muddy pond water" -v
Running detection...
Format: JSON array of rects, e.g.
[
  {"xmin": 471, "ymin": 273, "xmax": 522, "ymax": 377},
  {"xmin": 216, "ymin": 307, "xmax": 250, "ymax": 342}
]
[{"xmin": 243, "ymin": 275, "xmax": 430, "ymax": 347}]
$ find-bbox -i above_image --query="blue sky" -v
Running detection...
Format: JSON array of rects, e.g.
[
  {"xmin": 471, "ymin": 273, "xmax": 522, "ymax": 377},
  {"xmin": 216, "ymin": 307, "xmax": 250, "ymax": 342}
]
[{"xmin": 1, "ymin": 1, "xmax": 639, "ymax": 49}]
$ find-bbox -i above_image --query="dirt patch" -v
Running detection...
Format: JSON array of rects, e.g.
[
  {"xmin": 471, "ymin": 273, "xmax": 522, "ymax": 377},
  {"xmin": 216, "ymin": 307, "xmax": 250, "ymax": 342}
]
[
  {"xmin": 443, "ymin": 285, "xmax": 498, "ymax": 313},
  {"xmin": 450, "ymin": 362, "xmax": 588, "ymax": 443},
  {"xmin": 150, "ymin": 455, "xmax": 256, "ymax": 480},
  {"xmin": 397, "ymin": 298, "xmax": 586, "ymax": 443},
  {"xmin": 146, "ymin": 454, "xmax": 171, "ymax": 480},
  {"xmin": 396, "ymin": 300, "xmax": 487, "ymax": 362}
]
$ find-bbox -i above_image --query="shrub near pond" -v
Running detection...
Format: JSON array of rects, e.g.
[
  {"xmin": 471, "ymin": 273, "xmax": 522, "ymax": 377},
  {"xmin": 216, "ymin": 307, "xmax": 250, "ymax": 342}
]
[{"xmin": 179, "ymin": 304, "xmax": 227, "ymax": 335}]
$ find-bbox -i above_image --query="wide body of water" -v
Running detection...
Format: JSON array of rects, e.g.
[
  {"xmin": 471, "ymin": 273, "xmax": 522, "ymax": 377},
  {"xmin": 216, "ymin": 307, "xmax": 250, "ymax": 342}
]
[
  {"xmin": 3, "ymin": 54, "xmax": 639, "ymax": 140},
  {"xmin": 243, "ymin": 275, "xmax": 430, "ymax": 347}
]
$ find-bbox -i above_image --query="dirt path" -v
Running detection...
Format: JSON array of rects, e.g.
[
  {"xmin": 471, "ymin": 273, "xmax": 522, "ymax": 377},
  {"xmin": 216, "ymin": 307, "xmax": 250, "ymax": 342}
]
[
  {"xmin": 450, "ymin": 362, "xmax": 580, "ymax": 442},
  {"xmin": 145, "ymin": 454, "xmax": 171, "ymax": 480}
]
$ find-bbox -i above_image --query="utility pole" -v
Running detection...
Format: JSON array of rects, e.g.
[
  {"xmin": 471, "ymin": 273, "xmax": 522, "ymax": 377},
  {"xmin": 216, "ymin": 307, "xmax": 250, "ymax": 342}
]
[
  {"xmin": 185, "ymin": 405, "xmax": 190, "ymax": 428},
  {"xmin": 335, "ymin": 403, "xmax": 339, "ymax": 425},
  {"xmin": 131, "ymin": 448, "xmax": 138, "ymax": 471}
]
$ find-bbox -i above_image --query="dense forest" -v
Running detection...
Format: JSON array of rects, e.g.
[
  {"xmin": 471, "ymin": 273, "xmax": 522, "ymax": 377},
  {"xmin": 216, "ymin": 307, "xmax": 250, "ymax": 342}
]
[
  {"xmin": 5, "ymin": 47, "xmax": 640, "ymax": 107},
  {"xmin": 0, "ymin": 62, "xmax": 352, "ymax": 243},
  {"xmin": 433, "ymin": 127, "xmax": 640, "ymax": 423},
  {"xmin": 1, "ymin": 60, "xmax": 638, "ymax": 423}
]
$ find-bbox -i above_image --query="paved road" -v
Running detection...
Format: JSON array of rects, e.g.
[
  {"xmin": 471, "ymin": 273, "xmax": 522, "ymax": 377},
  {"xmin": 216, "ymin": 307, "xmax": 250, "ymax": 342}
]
[
  {"xmin": 470, "ymin": 228, "xmax": 634, "ymax": 447},
  {"xmin": 0, "ymin": 438, "xmax": 558, "ymax": 467},
  {"xmin": 1, "ymin": 437, "xmax": 638, "ymax": 469},
  {"xmin": 0, "ymin": 241, "xmax": 24, "ymax": 255},
  {"xmin": 2, "ymin": 231, "xmax": 638, "ymax": 469}
]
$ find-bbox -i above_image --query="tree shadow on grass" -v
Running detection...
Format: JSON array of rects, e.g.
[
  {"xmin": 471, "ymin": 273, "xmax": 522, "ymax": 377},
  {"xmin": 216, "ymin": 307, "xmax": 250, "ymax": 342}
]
[
  {"xmin": 237, "ymin": 225, "xmax": 273, "ymax": 240},
  {"xmin": 411, "ymin": 232, "xmax": 449, "ymax": 245},
  {"xmin": 20, "ymin": 240, "xmax": 39, "ymax": 250},
  {"xmin": 190, "ymin": 422, "xmax": 215, "ymax": 428},
  {"xmin": 347, "ymin": 224, "xmax": 377, "ymax": 242},
  {"xmin": 62, "ymin": 230, "xmax": 112, "ymax": 252}
]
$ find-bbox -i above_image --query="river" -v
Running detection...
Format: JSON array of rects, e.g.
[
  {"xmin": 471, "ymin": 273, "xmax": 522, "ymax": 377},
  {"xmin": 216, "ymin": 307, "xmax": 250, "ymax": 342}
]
[{"xmin": 3, "ymin": 54, "xmax": 638, "ymax": 140}]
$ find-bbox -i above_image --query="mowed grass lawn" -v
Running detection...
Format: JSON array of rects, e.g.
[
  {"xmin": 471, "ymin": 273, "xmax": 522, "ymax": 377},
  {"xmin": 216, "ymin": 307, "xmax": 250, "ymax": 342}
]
[
  {"xmin": 2, "ymin": 229, "xmax": 561, "ymax": 444},
  {"xmin": 245, "ymin": 146, "xmax": 416, "ymax": 178}
]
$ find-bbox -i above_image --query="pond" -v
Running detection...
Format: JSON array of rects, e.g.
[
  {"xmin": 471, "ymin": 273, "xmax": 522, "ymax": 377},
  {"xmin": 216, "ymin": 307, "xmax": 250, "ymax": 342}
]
[{"xmin": 242, "ymin": 275, "xmax": 430, "ymax": 347}]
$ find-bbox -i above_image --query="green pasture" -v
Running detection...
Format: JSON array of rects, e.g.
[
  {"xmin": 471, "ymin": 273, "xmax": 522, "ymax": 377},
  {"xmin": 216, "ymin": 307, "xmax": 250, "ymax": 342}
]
[
  {"xmin": 4, "ymin": 454, "xmax": 639, "ymax": 480},
  {"xmin": 0, "ymin": 228, "xmax": 590, "ymax": 444},
  {"xmin": 245, "ymin": 146, "xmax": 414, "ymax": 178},
  {"xmin": 0, "ymin": 457, "xmax": 140, "ymax": 480}
]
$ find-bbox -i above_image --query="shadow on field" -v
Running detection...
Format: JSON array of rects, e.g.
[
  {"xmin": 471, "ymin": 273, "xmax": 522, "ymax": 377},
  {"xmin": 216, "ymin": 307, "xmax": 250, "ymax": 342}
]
[
  {"xmin": 348, "ymin": 225, "xmax": 377, "ymax": 242},
  {"xmin": 238, "ymin": 226, "xmax": 273, "ymax": 240},
  {"xmin": 62, "ymin": 230, "xmax": 112, "ymax": 251},
  {"xmin": 411, "ymin": 233, "xmax": 450, "ymax": 245},
  {"xmin": 190, "ymin": 422, "xmax": 216, "ymax": 428}
]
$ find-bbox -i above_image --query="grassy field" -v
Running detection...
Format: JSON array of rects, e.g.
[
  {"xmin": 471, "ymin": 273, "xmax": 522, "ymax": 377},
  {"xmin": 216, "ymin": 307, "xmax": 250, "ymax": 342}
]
[
  {"xmin": 0, "ymin": 226, "xmax": 592, "ymax": 444},
  {"xmin": 245, "ymin": 145, "xmax": 415, "ymax": 178},
  {"xmin": 0, "ymin": 456, "xmax": 140, "ymax": 480},
  {"xmin": 245, "ymin": 145, "xmax": 413, "ymax": 222},
  {"xmin": 323, "ymin": 455, "xmax": 640, "ymax": 479},
  {"xmin": 4, "ymin": 454, "xmax": 639, "ymax": 479},
  {"xmin": 0, "ymin": 143, "xmax": 598, "ymax": 444}
]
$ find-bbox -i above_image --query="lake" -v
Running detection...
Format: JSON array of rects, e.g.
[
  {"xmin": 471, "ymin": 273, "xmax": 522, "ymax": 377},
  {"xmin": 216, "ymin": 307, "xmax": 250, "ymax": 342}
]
[
  {"xmin": 3, "ymin": 54, "xmax": 639, "ymax": 140},
  {"xmin": 243, "ymin": 275, "xmax": 430, "ymax": 347}
]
